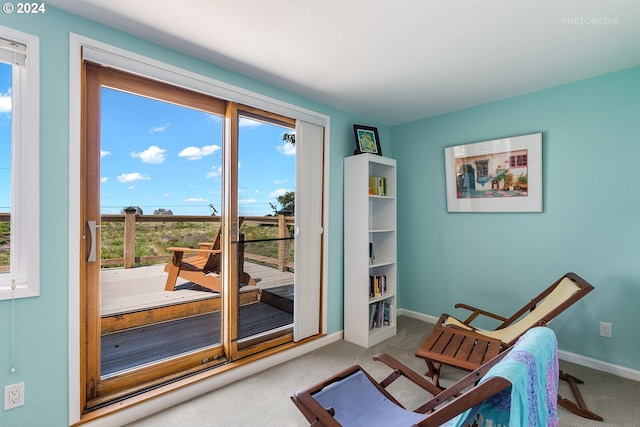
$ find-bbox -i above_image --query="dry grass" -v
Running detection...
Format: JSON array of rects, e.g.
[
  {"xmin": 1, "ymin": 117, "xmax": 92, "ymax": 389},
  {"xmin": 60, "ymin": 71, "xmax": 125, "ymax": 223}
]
[
  {"xmin": 0, "ymin": 221, "xmax": 8, "ymax": 268},
  {"xmin": 100, "ymin": 220, "xmax": 292, "ymax": 267}
]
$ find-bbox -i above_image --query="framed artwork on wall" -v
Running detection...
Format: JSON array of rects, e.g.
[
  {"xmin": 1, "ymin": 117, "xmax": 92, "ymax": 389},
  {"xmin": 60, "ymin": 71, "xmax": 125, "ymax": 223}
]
[
  {"xmin": 444, "ymin": 132, "xmax": 542, "ymax": 212},
  {"xmin": 353, "ymin": 124, "xmax": 382, "ymax": 155}
]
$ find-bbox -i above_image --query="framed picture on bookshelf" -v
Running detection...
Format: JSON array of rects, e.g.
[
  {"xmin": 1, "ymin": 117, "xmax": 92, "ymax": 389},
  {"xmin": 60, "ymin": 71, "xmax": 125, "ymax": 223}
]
[
  {"xmin": 444, "ymin": 132, "xmax": 542, "ymax": 212},
  {"xmin": 353, "ymin": 124, "xmax": 382, "ymax": 155}
]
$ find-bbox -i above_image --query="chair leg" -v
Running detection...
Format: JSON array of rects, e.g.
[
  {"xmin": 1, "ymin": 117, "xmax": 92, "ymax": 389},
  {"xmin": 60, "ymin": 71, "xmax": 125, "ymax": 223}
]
[
  {"xmin": 425, "ymin": 360, "xmax": 442, "ymax": 388},
  {"xmin": 164, "ymin": 251, "xmax": 184, "ymax": 291},
  {"xmin": 558, "ymin": 370, "xmax": 603, "ymax": 421}
]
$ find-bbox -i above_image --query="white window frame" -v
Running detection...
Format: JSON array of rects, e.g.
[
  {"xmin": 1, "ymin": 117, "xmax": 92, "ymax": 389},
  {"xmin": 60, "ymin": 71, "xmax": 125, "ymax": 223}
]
[{"xmin": 0, "ymin": 26, "xmax": 39, "ymax": 300}]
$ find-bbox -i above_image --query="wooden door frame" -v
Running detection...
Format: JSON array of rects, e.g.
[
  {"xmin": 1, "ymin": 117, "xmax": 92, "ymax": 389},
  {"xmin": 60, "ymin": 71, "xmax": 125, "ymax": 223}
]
[
  {"xmin": 80, "ymin": 61, "xmax": 102, "ymax": 405},
  {"xmin": 222, "ymin": 102, "xmax": 239, "ymax": 358},
  {"xmin": 223, "ymin": 102, "xmax": 296, "ymax": 360}
]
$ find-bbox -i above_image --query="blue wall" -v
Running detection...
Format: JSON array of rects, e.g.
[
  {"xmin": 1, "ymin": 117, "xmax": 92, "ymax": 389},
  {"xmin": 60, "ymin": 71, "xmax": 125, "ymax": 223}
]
[
  {"xmin": 392, "ymin": 66, "xmax": 640, "ymax": 371},
  {"xmin": 0, "ymin": 7, "xmax": 393, "ymax": 426}
]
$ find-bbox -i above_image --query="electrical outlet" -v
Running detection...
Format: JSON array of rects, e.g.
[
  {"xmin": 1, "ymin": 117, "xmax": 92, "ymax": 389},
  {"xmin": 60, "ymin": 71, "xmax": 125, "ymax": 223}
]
[
  {"xmin": 600, "ymin": 322, "xmax": 612, "ymax": 338},
  {"xmin": 4, "ymin": 382, "xmax": 24, "ymax": 410}
]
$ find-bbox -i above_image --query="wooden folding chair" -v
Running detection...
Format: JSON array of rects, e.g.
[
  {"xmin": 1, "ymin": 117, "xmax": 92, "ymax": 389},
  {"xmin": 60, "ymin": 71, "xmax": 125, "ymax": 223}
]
[{"xmin": 415, "ymin": 272, "xmax": 602, "ymax": 421}]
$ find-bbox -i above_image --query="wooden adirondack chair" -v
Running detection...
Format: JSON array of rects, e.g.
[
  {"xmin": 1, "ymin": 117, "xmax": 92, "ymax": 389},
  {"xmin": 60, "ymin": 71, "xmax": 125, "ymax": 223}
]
[{"xmin": 164, "ymin": 217, "xmax": 256, "ymax": 293}]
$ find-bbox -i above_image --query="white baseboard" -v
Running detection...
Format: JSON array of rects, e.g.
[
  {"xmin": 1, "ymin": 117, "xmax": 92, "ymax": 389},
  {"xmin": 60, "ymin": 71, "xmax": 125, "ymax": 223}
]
[
  {"xmin": 397, "ymin": 308, "xmax": 439, "ymax": 324},
  {"xmin": 84, "ymin": 331, "xmax": 343, "ymax": 427},
  {"xmin": 557, "ymin": 350, "xmax": 640, "ymax": 382},
  {"xmin": 397, "ymin": 308, "xmax": 640, "ymax": 382}
]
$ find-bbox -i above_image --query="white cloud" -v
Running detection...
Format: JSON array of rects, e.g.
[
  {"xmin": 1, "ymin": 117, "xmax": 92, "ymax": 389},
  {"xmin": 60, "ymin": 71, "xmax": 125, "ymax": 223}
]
[
  {"xmin": 207, "ymin": 114, "xmax": 221, "ymax": 123},
  {"xmin": 184, "ymin": 197, "xmax": 207, "ymax": 203},
  {"xmin": 277, "ymin": 141, "xmax": 296, "ymax": 156},
  {"xmin": 131, "ymin": 145, "xmax": 166, "ymax": 164},
  {"xmin": 117, "ymin": 172, "xmax": 150, "ymax": 183},
  {"xmin": 127, "ymin": 185, "xmax": 135, "ymax": 190},
  {"xmin": 178, "ymin": 144, "xmax": 220, "ymax": 160},
  {"xmin": 100, "ymin": 177, "xmax": 108, "ymax": 183},
  {"xmin": 241, "ymin": 198, "xmax": 258, "ymax": 204},
  {"xmin": 273, "ymin": 178, "xmax": 288, "ymax": 185},
  {"xmin": 206, "ymin": 166, "xmax": 222, "ymax": 179},
  {"xmin": 101, "ymin": 150, "xmax": 111, "ymax": 157},
  {"xmin": 164, "ymin": 193, "xmax": 171, "ymax": 197},
  {"xmin": 239, "ymin": 117, "xmax": 262, "ymax": 128},
  {"xmin": 269, "ymin": 188, "xmax": 289, "ymax": 198},
  {"xmin": 149, "ymin": 123, "xmax": 170, "ymax": 133},
  {"xmin": 0, "ymin": 89, "xmax": 11, "ymax": 114}
]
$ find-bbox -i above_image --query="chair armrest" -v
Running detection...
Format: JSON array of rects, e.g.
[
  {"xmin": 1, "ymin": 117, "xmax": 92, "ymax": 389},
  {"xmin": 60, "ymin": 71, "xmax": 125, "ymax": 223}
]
[
  {"xmin": 372, "ymin": 353, "xmax": 444, "ymax": 397},
  {"xmin": 291, "ymin": 365, "xmax": 362, "ymax": 426},
  {"xmin": 415, "ymin": 347, "xmax": 512, "ymax": 415},
  {"xmin": 167, "ymin": 247, "xmax": 221, "ymax": 255},
  {"xmin": 291, "ymin": 393, "xmax": 341, "ymax": 427},
  {"xmin": 454, "ymin": 303, "xmax": 508, "ymax": 324}
]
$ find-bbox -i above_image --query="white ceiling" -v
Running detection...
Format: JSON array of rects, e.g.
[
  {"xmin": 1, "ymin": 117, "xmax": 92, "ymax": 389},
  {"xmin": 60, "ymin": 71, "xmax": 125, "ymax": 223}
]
[{"xmin": 48, "ymin": 0, "xmax": 640, "ymax": 126}]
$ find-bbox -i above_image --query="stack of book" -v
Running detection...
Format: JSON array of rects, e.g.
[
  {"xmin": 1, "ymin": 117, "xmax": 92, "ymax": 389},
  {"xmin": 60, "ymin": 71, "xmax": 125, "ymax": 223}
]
[
  {"xmin": 368, "ymin": 301, "xmax": 391, "ymax": 329},
  {"xmin": 368, "ymin": 176, "xmax": 387, "ymax": 196},
  {"xmin": 369, "ymin": 274, "xmax": 387, "ymax": 297}
]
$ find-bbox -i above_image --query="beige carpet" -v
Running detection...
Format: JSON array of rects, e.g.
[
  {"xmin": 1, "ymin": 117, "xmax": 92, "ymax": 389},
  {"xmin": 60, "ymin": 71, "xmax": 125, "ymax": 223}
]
[{"xmin": 126, "ymin": 316, "xmax": 639, "ymax": 426}]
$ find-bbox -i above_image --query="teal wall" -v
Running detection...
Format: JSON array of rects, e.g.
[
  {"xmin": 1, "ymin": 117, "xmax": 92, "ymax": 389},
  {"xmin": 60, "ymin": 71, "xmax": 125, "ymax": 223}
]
[
  {"xmin": 392, "ymin": 66, "xmax": 640, "ymax": 371},
  {"xmin": 0, "ymin": 7, "xmax": 393, "ymax": 426}
]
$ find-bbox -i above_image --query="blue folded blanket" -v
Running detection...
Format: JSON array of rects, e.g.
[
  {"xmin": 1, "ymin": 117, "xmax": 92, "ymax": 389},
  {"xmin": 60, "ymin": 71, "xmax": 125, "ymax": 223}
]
[{"xmin": 461, "ymin": 326, "xmax": 559, "ymax": 427}]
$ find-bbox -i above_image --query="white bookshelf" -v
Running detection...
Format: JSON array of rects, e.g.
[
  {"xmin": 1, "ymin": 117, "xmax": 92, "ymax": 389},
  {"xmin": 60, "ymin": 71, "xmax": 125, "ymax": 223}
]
[{"xmin": 344, "ymin": 154, "xmax": 397, "ymax": 348}]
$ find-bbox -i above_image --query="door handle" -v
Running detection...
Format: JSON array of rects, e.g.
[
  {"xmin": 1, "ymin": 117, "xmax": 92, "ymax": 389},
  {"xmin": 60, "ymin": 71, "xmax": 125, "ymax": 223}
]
[{"xmin": 87, "ymin": 220, "xmax": 100, "ymax": 263}]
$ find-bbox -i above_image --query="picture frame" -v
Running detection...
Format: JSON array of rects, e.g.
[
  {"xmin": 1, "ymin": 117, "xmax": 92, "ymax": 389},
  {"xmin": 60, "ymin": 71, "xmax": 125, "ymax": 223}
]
[
  {"xmin": 353, "ymin": 124, "xmax": 382, "ymax": 155},
  {"xmin": 444, "ymin": 132, "xmax": 542, "ymax": 212}
]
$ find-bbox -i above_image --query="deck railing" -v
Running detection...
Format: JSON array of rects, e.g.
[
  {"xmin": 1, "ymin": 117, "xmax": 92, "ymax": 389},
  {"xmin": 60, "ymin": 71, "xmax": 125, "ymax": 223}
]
[{"xmin": 0, "ymin": 213, "xmax": 295, "ymax": 272}]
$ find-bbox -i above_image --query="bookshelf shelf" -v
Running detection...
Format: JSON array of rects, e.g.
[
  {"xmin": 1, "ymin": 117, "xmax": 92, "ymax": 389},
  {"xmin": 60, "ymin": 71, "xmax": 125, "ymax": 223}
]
[
  {"xmin": 344, "ymin": 154, "xmax": 397, "ymax": 348},
  {"xmin": 369, "ymin": 294, "xmax": 390, "ymax": 304},
  {"xmin": 369, "ymin": 260, "xmax": 394, "ymax": 268}
]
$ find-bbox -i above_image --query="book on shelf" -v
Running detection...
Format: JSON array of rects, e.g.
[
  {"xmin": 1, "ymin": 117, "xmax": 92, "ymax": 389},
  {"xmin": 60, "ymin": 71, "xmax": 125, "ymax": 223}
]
[
  {"xmin": 383, "ymin": 301, "xmax": 390, "ymax": 326},
  {"xmin": 369, "ymin": 303, "xmax": 377, "ymax": 329},
  {"xmin": 368, "ymin": 176, "xmax": 387, "ymax": 196},
  {"xmin": 369, "ymin": 241, "xmax": 375, "ymax": 264},
  {"xmin": 369, "ymin": 274, "xmax": 387, "ymax": 297}
]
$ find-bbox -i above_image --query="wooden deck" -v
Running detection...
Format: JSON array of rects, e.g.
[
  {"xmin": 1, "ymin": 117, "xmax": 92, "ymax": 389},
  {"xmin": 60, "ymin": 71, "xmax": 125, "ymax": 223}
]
[
  {"xmin": 101, "ymin": 302, "xmax": 293, "ymax": 376},
  {"xmin": 100, "ymin": 262, "xmax": 295, "ymax": 375},
  {"xmin": 101, "ymin": 261, "xmax": 294, "ymax": 317}
]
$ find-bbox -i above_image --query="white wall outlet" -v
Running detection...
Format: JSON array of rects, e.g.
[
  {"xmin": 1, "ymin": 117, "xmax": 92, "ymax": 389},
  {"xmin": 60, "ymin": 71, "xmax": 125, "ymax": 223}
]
[
  {"xmin": 4, "ymin": 382, "xmax": 24, "ymax": 410},
  {"xmin": 600, "ymin": 322, "xmax": 612, "ymax": 338}
]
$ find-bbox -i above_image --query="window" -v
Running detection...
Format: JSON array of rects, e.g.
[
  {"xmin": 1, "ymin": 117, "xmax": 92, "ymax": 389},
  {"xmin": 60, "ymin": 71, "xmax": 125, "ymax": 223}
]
[
  {"xmin": 475, "ymin": 160, "xmax": 489, "ymax": 182},
  {"xmin": 0, "ymin": 27, "xmax": 39, "ymax": 300},
  {"xmin": 510, "ymin": 152, "xmax": 528, "ymax": 167}
]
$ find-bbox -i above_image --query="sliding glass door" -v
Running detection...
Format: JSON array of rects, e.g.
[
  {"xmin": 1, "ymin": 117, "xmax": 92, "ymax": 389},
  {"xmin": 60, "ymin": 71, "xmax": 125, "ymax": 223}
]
[{"xmin": 80, "ymin": 60, "xmax": 323, "ymax": 413}]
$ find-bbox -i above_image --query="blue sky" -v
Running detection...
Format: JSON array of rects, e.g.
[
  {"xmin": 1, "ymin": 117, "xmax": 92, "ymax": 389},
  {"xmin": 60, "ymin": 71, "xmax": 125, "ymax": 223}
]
[
  {"xmin": 0, "ymin": 67, "xmax": 296, "ymax": 216},
  {"xmin": 0, "ymin": 62, "xmax": 11, "ymax": 212},
  {"xmin": 100, "ymin": 87, "xmax": 295, "ymax": 216}
]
